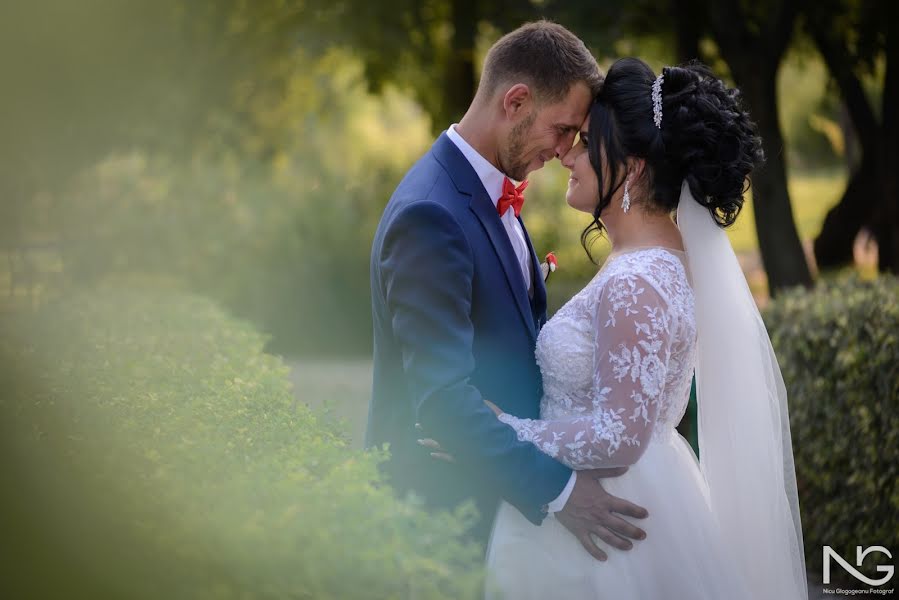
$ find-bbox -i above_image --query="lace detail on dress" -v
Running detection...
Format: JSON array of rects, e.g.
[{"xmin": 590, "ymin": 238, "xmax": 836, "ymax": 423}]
[{"xmin": 498, "ymin": 248, "xmax": 696, "ymax": 469}]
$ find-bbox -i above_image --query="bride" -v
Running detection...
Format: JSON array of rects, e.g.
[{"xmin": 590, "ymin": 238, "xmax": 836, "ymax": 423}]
[{"xmin": 482, "ymin": 58, "xmax": 808, "ymax": 599}]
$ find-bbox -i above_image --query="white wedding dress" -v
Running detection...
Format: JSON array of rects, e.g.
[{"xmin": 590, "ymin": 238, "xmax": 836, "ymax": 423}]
[{"xmin": 485, "ymin": 247, "xmax": 754, "ymax": 599}]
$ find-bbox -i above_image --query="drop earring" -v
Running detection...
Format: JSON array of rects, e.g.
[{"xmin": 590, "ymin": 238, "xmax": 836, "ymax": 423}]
[{"xmin": 622, "ymin": 177, "xmax": 631, "ymax": 213}]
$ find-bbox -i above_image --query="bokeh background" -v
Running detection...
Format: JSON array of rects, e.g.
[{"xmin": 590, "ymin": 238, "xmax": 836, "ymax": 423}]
[{"xmin": 0, "ymin": 1, "xmax": 896, "ymax": 598}]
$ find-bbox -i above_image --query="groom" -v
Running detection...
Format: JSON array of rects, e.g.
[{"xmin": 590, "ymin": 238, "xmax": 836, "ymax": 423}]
[{"xmin": 366, "ymin": 21, "xmax": 648, "ymax": 555}]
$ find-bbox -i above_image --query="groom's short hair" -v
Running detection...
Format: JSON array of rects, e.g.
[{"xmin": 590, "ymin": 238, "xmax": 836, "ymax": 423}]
[{"xmin": 479, "ymin": 20, "xmax": 603, "ymax": 105}]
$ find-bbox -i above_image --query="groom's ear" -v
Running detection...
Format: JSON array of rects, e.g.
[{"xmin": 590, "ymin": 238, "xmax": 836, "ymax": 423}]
[{"xmin": 502, "ymin": 83, "xmax": 533, "ymax": 119}]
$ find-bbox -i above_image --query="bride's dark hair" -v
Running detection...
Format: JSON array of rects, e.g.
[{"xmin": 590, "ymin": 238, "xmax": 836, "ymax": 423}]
[{"xmin": 580, "ymin": 57, "xmax": 764, "ymax": 259}]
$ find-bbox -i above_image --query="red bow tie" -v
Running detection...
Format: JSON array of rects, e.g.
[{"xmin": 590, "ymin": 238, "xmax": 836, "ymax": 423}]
[{"xmin": 497, "ymin": 177, "xmax": 528, "ymax": 218}]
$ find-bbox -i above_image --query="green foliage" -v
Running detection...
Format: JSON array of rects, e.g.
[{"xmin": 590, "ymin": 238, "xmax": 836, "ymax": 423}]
[
  {"xmin": 0, "ymin": 287, "xmax": 482, "ymax": 599},
  {"xmin": 0, "ymin": 0, "xmax": 861, "ymax": 354},
  {"xmin": 22, "ymin": 49, "xmax": 432, "ymax": 356},
  {"xmin": 763, "ymin": 275, "xmax": 899, "ymax": 585}
]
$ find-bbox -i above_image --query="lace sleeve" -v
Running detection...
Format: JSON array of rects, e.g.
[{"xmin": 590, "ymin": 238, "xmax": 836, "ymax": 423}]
[{"xmin": 498, "ymin": 273, "xmax": 675, "ymax": 469}]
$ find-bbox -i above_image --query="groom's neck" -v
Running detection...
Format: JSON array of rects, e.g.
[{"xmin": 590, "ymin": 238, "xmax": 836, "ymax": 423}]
[{"xmin": 456, "ymin": 110, "xmax": 502, "ymax": 169}]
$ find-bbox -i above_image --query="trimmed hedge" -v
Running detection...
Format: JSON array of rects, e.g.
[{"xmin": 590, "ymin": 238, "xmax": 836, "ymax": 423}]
[
  {"xmin": 764, "ymin": 275, "xmax": 899, "ymax": 585},
  {"xmin": 0, "ymin": 287, "xmax": 482, "ymax": 599}
]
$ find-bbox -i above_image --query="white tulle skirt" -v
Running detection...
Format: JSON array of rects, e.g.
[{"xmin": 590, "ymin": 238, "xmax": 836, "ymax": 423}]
[{"xmin": 485, "ymin": 431, "xmax": 754, "ymax": 600}]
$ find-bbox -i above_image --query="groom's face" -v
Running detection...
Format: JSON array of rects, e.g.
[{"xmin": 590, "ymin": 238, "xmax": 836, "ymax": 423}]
[{"xmin": 501, "ymin": 81, "xmax": 592, "ymax": 181}]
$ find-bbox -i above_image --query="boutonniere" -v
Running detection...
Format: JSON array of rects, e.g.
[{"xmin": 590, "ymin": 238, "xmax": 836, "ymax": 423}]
[{"xmin": 540, "ymin": 252, "xmax": 558, "ymax": 282}]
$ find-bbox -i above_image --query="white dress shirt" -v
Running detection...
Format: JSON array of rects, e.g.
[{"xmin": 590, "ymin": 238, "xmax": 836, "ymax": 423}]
[{"xmin": 446, "ymin": 125, "xmax": 576, "ymax": 514}]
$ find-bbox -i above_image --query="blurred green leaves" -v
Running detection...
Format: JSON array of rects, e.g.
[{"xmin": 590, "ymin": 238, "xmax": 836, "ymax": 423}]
[
  {"xmin": 0, "ymin": 0, "xmax": 433, "ymax": 353},
  {"xmin": 0, "ymin": 286, "xmax": 483, "ymax": 599},
  {"xmin": 0, "ymin": 0, "xmax": 865, "ymax": 353}
]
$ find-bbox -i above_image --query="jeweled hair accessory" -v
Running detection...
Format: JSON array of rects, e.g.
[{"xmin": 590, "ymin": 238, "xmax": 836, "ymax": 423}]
[{"xmin": 651, "ymin": 72, "xmax": 664, "ymax": 129}]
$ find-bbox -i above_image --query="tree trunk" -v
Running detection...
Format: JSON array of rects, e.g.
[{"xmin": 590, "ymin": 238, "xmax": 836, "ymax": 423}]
[
  {"xmin": 737, "ymin": 67, "xmax": 814, "ymax": 292},
  {"xmin": 707, "ymin": 0, "xmax": 812, "ymax": 293},
  {"xmin": 811, "ymin": 24, "xmax": 882, "ymax": 270},
  {"xmin": 813, "ymin": 159, "xmax": 877, "ymax": 269},
  {"xmin": 444, "ymin": 0, "xmax": 478, "ymax": 126},
  {"xmin": 671, "ymin": 0, "xmax": 703, "ymax": 63},
  {"xmin": 875, "ymin": 4, "xmax": 899, "ymax": 272}
]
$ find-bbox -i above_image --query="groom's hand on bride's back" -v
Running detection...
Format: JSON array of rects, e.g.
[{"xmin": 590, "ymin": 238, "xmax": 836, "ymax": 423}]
[{"xmin": 555, "ymin": 468, "xmax": 649, "ymax": 562}]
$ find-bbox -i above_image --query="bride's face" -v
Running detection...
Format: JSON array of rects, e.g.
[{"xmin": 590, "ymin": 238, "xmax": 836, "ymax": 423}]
[{"xmin": 561, "ymin": 115, "xmax": 599, "ymax": 214}]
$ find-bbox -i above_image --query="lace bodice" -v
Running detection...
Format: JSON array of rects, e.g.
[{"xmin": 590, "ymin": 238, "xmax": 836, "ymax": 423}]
[{"xmin": 498, "ymin": 248, "xmax": 696, "ymax": 469}]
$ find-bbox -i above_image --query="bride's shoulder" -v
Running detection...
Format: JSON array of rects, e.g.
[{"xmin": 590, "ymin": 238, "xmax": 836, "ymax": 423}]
[{"xmin": 596, "ymin": 247, "xmax": 691, "ymax": 303}]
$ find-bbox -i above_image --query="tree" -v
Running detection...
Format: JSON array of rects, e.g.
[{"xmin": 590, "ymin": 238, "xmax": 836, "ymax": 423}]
[
  {"xmin": 297, "ymin": 0, "xmax": 683, "ymax": 129},
  {"xmin": 702, "ymin": 0, "xmax": 814, "ymax": 292},
  {"xmin": 304, "ymin": 0, "xmax": 814, "ymax": 292},
  {"xmin": 6, "ymin": 0, "xmax": 824, "ymax": 294},
  {"xmin": 572, "ymin": 0, "xmax": 816, "ymax": 292},
  {"xmin": 808, "ymin": 0, "xmax": 899, "ymax": 273},
  {"xmin": 295, "ymin": 0, "xmax": 547, "ymax": 129}
]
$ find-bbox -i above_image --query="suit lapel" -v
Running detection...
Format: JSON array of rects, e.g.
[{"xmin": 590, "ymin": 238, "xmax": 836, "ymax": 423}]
[
  {"xmin": 469, "ymin": 193, "xmax": 538, "ymax": 341},
  {"xmin": 431, "ymin": 132, "xmax": 537, "ymax": 341}
]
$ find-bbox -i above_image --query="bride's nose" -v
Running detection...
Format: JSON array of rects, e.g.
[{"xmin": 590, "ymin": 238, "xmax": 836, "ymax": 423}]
[{"xmin": 560, "ymin": 147, "xmax": 576, "ymax": 170}]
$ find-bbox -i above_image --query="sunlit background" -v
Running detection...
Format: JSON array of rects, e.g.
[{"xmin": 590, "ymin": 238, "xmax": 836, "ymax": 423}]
[{"xmin": 1, "ymin": 1, "xmax": 896, "ymax": 598}]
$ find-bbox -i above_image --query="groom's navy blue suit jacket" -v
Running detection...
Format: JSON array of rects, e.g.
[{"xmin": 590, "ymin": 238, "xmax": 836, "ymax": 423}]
[{"xmin": 366, "ymin": 133, "xmax": 572, "ymax": 540}]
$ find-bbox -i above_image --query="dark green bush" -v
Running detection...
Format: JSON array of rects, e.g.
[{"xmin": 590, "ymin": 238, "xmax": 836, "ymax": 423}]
[
  {"xmin": 764, "ymin": 275, "xmax": 899, "ymax": 585},
  {"xmin": 0, "ymin": 286, "xmax": 481, "ymax": 599}
]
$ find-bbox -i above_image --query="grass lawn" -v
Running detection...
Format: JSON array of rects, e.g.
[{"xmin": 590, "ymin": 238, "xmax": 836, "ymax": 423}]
[{"xmin": 287, "ymin": 358, "xmax": 372, "ymax": 448}]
